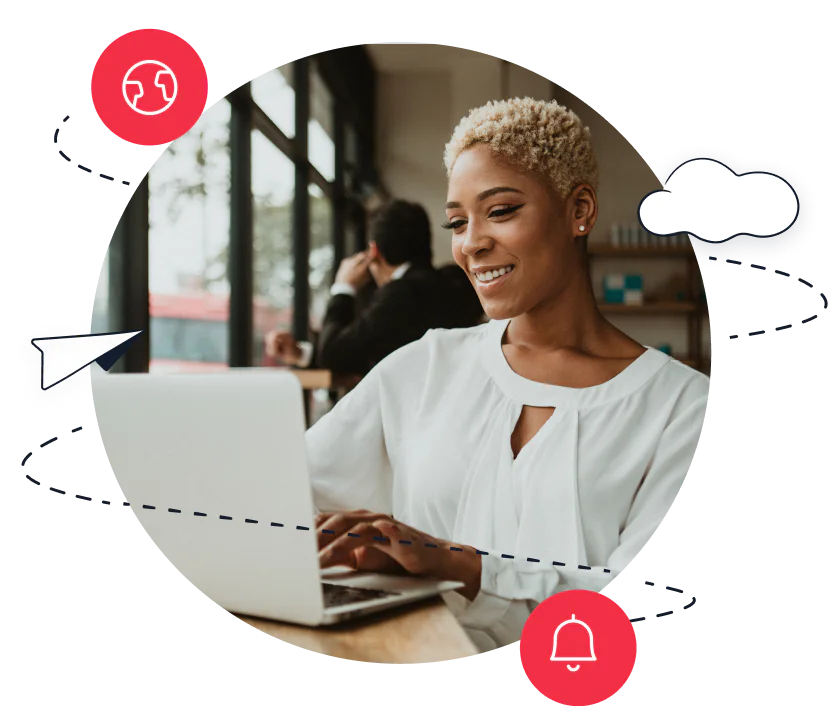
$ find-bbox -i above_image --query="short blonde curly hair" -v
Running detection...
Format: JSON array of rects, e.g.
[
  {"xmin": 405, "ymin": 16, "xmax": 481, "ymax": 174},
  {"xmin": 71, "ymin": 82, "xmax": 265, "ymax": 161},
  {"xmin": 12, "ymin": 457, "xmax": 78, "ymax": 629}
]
[{"xmin": 443, "ymin": 97, "xmax": 599, "ymax": 198}]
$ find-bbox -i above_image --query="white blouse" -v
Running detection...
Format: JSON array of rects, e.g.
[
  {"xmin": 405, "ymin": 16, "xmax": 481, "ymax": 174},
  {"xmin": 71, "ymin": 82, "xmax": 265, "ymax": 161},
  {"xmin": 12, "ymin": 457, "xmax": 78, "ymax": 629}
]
[{"xmin": 305, "ymin": 317, "xmax": 709, "ymax": 651}]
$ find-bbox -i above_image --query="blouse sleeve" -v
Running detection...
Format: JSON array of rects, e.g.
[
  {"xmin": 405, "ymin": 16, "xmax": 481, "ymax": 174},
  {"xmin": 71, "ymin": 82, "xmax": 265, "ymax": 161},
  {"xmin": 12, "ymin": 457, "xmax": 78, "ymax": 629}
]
[
  {"xmin": 449, "ymin": 383, "xmax": 708, "ymax": 649},
  {"xmin": 304, "ymin": 361, "xmax": 393, "ymax": 515},
  {"xmin": 304, "ymin": 333, "xmax": 432, "ymax": 516}
]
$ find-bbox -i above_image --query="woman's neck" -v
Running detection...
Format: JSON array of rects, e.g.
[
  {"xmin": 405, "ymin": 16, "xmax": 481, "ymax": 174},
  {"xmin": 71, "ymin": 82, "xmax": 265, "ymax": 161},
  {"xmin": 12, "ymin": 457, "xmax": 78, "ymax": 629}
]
[{"xmin": 506, "ymin": 266, "xmax": 614, "ymax": 355}]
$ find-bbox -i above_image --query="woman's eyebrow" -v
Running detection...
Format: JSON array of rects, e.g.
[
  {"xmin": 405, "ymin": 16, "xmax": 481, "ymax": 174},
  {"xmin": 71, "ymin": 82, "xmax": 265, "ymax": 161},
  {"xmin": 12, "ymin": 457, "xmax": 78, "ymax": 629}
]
[{"xmin": 445, "ymin": 186, "xmax": 524, "ymax": 210}]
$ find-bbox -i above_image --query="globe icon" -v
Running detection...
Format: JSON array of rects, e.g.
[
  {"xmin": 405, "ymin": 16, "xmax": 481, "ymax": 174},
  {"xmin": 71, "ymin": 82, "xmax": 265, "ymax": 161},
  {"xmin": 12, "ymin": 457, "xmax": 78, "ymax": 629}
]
[{"xmin": 122, "ymin": 60, "xmax": 178, "ymax": 116}]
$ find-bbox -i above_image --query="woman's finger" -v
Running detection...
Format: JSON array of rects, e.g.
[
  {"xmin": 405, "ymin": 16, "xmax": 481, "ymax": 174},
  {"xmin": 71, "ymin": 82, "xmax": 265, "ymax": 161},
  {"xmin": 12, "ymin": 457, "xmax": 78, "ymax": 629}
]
[
  {"xmin": 351, "ymin": 546, "xmax": 408, "ymax": 575},
  {"xmin": 368, "ymin": 520, "xmax": 433, "ymax": 575},
  {"xmin": 315, "ymin": 513, "xmax": 357, "ymax": 550},
  {"xmin": 319, "ymin": 522, "xmax": 388, "ymax": 568},
  {"xmin": 316, "ymin": 511, "xmax": 390, "ymax": 550}
]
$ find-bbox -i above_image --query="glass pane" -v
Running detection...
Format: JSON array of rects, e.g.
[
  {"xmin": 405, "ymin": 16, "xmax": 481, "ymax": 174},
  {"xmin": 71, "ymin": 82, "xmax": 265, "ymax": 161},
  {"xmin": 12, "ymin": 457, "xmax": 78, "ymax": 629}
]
[
  {"xmin": 309, "ymin": 182, "xmax": 334, "ymax": 328},
  {"xmin": 91, "ymin": 251, "xmax": 109, "ymax": 334},
  {"xmin": 345, "ymin": 221, "xmax": 357, "ymax": 259},
  {"xmin": 308, "ymin": 62, "xmax": 335, "ymax": 181},
  {"xmin": 251, "ymin": 64, "xmax": 295, "ymax": 137},
  {"xmin": 148, "ymin": 98, "xmax": 231, "ymax": 373},
  {"xmin": 345, "ymin": 124, "xmax": 358, "ymax": 165},
  {"xmin": 252, "ymin": 130, "xmax": 296, "ymax": 366}
]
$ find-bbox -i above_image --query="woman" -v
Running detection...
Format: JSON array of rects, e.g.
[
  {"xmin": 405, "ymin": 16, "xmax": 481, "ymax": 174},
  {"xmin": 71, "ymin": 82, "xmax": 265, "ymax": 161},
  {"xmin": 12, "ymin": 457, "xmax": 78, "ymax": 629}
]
[{"xmin": 305, "ymin": 97, "xmax": 708, "ymax": 652}]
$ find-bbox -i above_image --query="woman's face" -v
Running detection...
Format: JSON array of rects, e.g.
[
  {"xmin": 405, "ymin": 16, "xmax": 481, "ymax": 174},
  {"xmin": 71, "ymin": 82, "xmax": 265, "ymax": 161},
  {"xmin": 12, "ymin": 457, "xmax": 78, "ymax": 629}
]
[{"xmin": 446, "ymin": 144, "xmax": 590, "ymax": 320}]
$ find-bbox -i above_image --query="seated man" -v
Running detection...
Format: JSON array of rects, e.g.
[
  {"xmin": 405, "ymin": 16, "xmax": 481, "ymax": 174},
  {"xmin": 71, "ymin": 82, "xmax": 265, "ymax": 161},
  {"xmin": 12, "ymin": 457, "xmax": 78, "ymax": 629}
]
[{"xmin": 265, "ymin": 199, "xmax": 484, "ymax": 376}]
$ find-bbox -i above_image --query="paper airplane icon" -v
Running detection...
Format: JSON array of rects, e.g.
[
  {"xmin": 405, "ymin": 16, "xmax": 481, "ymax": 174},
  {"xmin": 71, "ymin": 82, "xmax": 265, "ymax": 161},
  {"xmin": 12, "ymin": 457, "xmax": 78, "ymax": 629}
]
[{"xmin": 31, "ymin": 331, "xmax": 143, "ymax": 390}]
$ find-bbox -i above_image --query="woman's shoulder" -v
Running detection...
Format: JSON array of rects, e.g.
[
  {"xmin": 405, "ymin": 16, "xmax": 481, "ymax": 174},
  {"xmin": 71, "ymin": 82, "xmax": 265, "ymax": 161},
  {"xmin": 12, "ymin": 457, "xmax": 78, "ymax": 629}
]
[
  {"xmin": 649, "ymin": 355, "xmax": 710, "ymax": 410},
  {"xmin": 374, "ymin": 321, "xmax": 492, "ymax": 379}
]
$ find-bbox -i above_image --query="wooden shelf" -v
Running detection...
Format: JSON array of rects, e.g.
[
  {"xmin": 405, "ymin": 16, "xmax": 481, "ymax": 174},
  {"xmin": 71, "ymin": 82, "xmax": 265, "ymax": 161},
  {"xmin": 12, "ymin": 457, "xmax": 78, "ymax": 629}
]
[
  {"xmin": 589, "ymin": 245, "xmax": 695, "ymax": 258},
  {"xmin": 598, "ymin": 301, "xmax": 699, "ymax": 315},
  {"xmin": 588, "ymin": 244, "xmax": 709, "ymax": 375}
]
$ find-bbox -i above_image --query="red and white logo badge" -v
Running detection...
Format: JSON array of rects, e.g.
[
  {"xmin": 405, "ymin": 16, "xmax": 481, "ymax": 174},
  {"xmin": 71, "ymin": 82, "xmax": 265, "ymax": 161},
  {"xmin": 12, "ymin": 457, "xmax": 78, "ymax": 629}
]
[
  {"xmin": 520, "ymin": 590, "xmax": 637, "ymax": 706},
  {"xmin": 92, "ymin": 29, "xmax": 207, "ymax": 146}
]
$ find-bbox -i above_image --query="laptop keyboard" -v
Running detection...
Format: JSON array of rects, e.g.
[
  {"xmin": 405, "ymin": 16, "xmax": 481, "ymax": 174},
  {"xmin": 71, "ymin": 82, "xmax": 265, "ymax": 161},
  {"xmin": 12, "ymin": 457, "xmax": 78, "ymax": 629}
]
[{"xmin": 322, "ymin": 582, "xmax": 400, "ymax": 608}]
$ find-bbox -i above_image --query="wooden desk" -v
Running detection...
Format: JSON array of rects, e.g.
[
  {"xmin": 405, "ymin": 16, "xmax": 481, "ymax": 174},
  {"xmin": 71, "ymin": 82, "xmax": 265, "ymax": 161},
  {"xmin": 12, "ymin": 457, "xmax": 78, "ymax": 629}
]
[
  {"xmin": 288, "ymin": 369, "xmax": 361, "ymax": 391},
  {"xmin": 235, "ymin": 597, "xmax": 478, "ymax": 663}
]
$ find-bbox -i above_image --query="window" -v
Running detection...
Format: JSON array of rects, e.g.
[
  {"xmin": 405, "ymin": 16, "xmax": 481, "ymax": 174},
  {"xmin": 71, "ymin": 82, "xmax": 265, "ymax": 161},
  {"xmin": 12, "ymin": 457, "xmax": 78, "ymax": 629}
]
[
  {"xmin": 345, "ymin": 124, "xmax": 358, "ymax": 166},
  {"xmin": 309, "ymin": 182, "xmax": 334, "ymax": 327},
  {"xmin": 89, "ymin": 251, "xmax": 110, "ymax": 377},
  {"xmin": 252, "ymin": 130, "xmax": 296, "ymax": 365},
  {"xmin": 91, "ymin": 252, "xmax": 109, "ymax": 334},
  {"xmin": 150, "ymin": 318, "xmax": 228, "ymax": 363},
  {"xmin": 308, "ymin": 62, "xmax": 335, "ymax": 182},
  {"xmin": 345, "ymin": 221, "xmax": 358, "ymax": 261},
  {"xmin": 95, "ymin": 48, "xmax": 377, "ymax": 386},
  {"xmin": 251, "ymin": 65, "xmax": 295, "ymax": 138},
  {"xmin": 147, "ymin": 98, "xmax": 231, "ymax": 372}
]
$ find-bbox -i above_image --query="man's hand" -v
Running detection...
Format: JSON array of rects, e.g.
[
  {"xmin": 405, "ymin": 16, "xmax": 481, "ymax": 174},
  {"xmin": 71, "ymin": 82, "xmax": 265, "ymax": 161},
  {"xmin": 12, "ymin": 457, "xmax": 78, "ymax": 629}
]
[
  {"xmin": 315, "ymin": 510, "xmax": 482, "ymax": 601},
  {"xmin": 334, "ymin": 251, "xmax": 372, "ymax": 291},
  {"xmin": 264, "ymin": 330, "xmax": 303, "ymax": 365}
]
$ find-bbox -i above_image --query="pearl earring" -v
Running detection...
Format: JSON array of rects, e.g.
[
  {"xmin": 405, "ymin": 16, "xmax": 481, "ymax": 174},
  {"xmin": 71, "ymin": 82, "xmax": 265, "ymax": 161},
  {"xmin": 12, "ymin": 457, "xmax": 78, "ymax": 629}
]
[{"xmin": 578, "ymin": 225, "xmax": 586, "ymax": 232}]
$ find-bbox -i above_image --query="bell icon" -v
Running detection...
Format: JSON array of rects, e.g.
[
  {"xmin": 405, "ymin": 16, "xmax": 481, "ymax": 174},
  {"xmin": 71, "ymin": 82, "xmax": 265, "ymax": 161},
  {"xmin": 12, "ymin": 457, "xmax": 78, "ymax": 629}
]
[{"xmin": 550, "ymin": 614, "xmax": 597, "ymax": 672}]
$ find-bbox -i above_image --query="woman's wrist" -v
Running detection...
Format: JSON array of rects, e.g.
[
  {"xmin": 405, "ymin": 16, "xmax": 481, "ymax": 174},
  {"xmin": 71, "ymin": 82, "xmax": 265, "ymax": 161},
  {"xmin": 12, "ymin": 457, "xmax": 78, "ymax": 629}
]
[{"xmin": 442, "ymin": 544, "xmax": 482, "ymax": 601}]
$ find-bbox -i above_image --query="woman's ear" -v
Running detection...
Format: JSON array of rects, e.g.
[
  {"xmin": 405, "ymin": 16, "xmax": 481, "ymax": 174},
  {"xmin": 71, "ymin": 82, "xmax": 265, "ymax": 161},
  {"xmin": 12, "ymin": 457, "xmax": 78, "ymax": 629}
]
[{"xmin": 570, "ymin": 184, "xmax": 598, "ymax": 237}]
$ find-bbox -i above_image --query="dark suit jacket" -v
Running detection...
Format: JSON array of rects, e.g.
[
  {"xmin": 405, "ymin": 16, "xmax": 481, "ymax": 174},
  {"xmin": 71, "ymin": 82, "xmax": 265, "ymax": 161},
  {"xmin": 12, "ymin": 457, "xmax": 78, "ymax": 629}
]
[{"xmin": 315, "ymin": 263, "xmax": 484, "ymax": 376}]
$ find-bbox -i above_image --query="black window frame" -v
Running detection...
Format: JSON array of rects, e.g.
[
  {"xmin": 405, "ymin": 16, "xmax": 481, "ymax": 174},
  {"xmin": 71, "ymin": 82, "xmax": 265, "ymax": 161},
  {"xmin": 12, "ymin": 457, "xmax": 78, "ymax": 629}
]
[{"xmin": 106, "ymin": 47, "xmax": 378, "ymax": 372}]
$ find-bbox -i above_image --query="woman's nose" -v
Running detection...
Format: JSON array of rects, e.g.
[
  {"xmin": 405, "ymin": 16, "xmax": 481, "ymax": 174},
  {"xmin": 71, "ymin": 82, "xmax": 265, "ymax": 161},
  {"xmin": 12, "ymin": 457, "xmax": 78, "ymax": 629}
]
[{"xmin": 460, "ymin": 223, "xmax": 493, "ymax": 258}]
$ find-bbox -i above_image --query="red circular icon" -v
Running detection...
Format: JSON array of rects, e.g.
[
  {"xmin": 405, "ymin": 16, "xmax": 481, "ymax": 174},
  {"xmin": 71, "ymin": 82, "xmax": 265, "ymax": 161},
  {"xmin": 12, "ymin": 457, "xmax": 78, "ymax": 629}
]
[
  {"xmin": 520, "ymin": 590, "xmax": 636, "ymax": 706},
  {"xmin": 91, "ymin": 29, "xmax": 207, "ymax": 146}
]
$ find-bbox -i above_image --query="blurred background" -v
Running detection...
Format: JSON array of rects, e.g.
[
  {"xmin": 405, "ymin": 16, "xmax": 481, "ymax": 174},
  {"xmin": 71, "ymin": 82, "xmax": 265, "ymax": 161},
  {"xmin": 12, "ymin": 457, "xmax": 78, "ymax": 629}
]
[{"xmin": 91, "ymin": 44, "xmax": 710, "ymax": 417}]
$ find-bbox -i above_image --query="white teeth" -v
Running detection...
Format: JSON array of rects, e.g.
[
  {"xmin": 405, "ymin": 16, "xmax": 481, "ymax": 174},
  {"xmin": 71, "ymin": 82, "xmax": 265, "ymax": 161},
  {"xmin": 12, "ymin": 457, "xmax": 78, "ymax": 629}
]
[{"xmin": 475, "ymin": 266, "xmax": 513, "ymax": 283}]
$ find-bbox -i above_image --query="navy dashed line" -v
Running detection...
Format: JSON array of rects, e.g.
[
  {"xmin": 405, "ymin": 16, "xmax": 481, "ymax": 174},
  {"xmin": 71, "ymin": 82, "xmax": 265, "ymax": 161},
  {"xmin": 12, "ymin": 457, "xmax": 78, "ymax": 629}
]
[
  {"xmin": 666, "ymin": 586, "xmax": 683, "ymax": 593},
  {"xmin": 799, "ymin": 278, "xmax": 813, "ymax": 288},
  {"xmin": 59, "ymin": 150, "xmax": 70, "ymax": 161},
  {"xmin": 657, "ymin": 611, "xmax": 674, "ymax": 618},
  {"xmin": 726, "ymin": 259, "xmax": 741, "ymax": 265},
  {"xmin": 776, "ymin": 324, "xmax": 792, "ymax": 331},
  {"xmin": 775, "ymin": 270, "xmax": 789, "ymax": 277},
  {"xmin": 72, "ymin": 426, "xmax": 82, "ymax": 433},
  {"xmin": 749, "ymin": 330, "xmax": 765, "ymax": 336},
  {"xmin": 26, "ymin": 475, "xmax": 39, "ymax": 485},
  {"xmin": 751, "ymin": 264, "xmax": 766, "ymax": 270},
  {"xmin": 40, "ymin": 437, "xmax": 57, "ymax": 448},
  {"xmin": 50, "ymin": 487, "xmax": 65, "ymax": 495},
  {"xmin": 22, "ymin": 452, "xmax": 32, "ymax": 466},
  {"xmin": 803, "ymin": 315, "xmax": 817, "ymax": 324},
  {"xmin": 54, "ymin": 116, "xmax": 130, "ymax": 185},
  {"xmin": 76, "ymin": 495, "xmax": 91, "ymax": 501},
  {"xmin": 630, "ymin": 617, "xmax": 645, "ymax": 623},
  {"xmin": 120, "ymin": 502, "xmax": 612, "ymax": 574},
  {"xmin": 78, "ymin": 165, "xmax": 91, "ymax": 173}
]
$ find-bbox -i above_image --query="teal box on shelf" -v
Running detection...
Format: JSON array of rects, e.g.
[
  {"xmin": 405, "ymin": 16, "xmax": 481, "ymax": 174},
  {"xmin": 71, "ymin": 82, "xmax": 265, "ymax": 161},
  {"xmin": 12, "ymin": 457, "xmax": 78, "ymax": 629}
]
[
  {"xmin": 625, "ymin": 275, "xmax": 643, "ymax": 290},
  {"xmin": 603, "ymin": 273, "xmax": 644, "ymax": 304}
]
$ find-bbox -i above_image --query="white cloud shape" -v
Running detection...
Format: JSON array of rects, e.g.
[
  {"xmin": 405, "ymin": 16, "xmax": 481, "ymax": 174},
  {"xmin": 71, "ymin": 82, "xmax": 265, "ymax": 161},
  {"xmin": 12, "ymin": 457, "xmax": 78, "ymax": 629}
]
[{"xmin": 638, "ymin": 158, "xmax": 799, "ymax": 243}]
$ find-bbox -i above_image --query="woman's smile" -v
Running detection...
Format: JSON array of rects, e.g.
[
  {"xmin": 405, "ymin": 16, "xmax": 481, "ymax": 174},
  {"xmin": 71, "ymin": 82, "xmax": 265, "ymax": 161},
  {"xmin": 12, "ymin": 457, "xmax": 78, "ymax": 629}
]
[{"xmin": 472, "ymin": 264, "xmax": 515, "ymax": 290}]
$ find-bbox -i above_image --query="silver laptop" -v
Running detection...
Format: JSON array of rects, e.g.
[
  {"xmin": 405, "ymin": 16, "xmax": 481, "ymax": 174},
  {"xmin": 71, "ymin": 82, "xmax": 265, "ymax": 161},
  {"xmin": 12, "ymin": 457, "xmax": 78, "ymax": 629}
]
[{"xmin": 92, "ymin": 370, "xmax": 462, "ymax": 625}]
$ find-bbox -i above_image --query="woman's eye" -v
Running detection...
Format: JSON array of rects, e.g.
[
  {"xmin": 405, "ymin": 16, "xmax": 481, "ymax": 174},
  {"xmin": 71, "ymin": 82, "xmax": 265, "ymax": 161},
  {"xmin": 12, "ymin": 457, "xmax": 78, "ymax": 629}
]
[
  {"xmin": 442, "ymin": 219, "xmax": 468, "ymax": 231},
  {"xmin": 489, "ymin": 204, "xmax": 524, "ymax": 219}
]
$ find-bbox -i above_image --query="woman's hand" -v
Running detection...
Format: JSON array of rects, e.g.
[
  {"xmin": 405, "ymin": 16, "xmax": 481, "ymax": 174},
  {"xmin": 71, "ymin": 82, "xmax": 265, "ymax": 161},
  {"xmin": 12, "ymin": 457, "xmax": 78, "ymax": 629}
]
[{"xmin": 315, "ymin": 510, "xmax": 482, "ymax": 600}]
